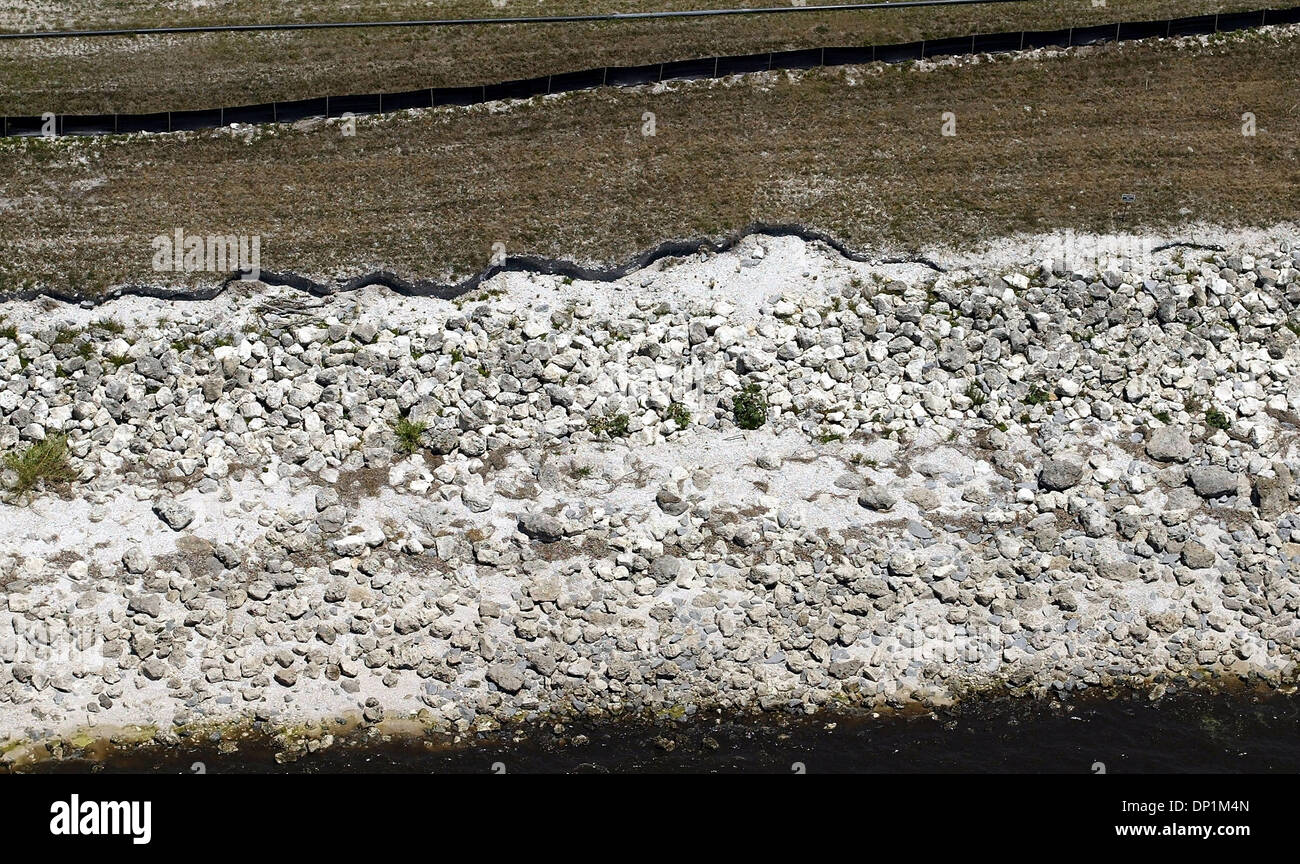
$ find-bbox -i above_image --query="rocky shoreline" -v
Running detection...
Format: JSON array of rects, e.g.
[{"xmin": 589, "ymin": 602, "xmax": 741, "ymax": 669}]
[
  {"xmin": 2, "ymin": 230, "xmax": 1298, "ymax": 765},
  {"xmin": 10, "ymin": 685, "xmax": 1298, "ymax": 772}
]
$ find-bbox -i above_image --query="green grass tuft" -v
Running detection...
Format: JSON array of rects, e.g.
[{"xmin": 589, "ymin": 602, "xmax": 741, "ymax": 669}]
[
  {"xmin": 590, "ymin": 411, "xmax": 631, "ymax": 438},
  {"xmin": 392, "ymin": 417, "xmax": 428, "ymax": 454},
  {"xmin": 733, "ymin": 383, "xmax": 768, "ymax": 431},
  {"xmin": 3, "ymin": 434, "xmax": 77, "ymax": 499},
  {"xmin": 1205, "ymin": 406, "xmax": 1230, "ymax": 430},
  {"xmin": 1024, "ymin": 386, "xmax": 1052, "ymax": 406},
  {"xmin": 665, "ymin": 402, "xmax": 691, "ymax": 430}
]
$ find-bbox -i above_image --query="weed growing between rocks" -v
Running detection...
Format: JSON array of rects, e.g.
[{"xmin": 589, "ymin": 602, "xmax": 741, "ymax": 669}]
[
  {"xmin": 590, "ymin": 411, "xmax": 631, "ymax": 438},
  {"xmin": 733, "ymin": 384, "xmax": 768, "ymax": 430},
  {"xmin": 666, "ymin": 402, "xmax": 691, "ymax": 430},
  {"xmin": 392, "ymin": 417, "xmax": 428, "ymax": 455},
  {"xmin": 2, "ymin": 434, "xmax": 76, "ymax": 501},
  {"xmin": 1024, "ymin": 386, "xmax": 1052, "ymax": 406}
]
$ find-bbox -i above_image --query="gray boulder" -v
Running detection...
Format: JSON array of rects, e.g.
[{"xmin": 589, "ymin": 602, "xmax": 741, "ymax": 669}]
[
  {"xmin": 1145, "ymin": 426, "xmax": 1192, "ymax": 462},
  {"xmin": 1188, "ymin": 465, "xmax": 1237, "ymax": 498},
  {"xmin": 650, "ymin": 555, "xmax": 684, "ymax": 585},
  {"xmin": 857, "ymin": 485, "xmax": 897, "ymax": 511},
  {"xmin": 1182, "ymin": 541, "xmax": 1215, "ymax": 569},
  {"xmin": 152, "ymin": 499, "xmax": 195, "ymax": 531},
  {"xmin": 656, "ymin": 487, "xmax": 689, "ymax": 516},
  {"xmin": 1252, "ymin": 475, "xmax": 1290, "ymax": 519},
  {"xmin": 1038, "ymin": 457, "xmax": 1084, "ymax": 491},
  {"xmin": 518, "ymin": 511, "xmax": 563, "ymax": 542},
  {"xmin": 486, "ymin": 662, "xmax": 525, "ymax": 694},
  {"xmin": 127, "ymin": 592, "xmax": 163, "ymax": 618}
]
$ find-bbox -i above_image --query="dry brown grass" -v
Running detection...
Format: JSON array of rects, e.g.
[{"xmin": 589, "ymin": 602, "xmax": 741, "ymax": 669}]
[
  {"xmin": 0, "ymin": 0, "xmax": 1261, "ymax": 31},
  {"xmin": 0, "ymin": 0, "xmax": 1273, "ymax": 114},
  {"xmin": 0, "ymin": 27, "xmax": 1296, "ymax": 298}
]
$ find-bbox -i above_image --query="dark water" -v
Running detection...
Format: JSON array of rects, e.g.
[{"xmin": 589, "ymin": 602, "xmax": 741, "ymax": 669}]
[{"xmin": 23, "ymin": 690, "xmax": 1300, "ymax": 774}]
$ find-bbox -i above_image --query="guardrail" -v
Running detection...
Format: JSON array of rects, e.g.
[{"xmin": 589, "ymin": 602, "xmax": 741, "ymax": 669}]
[{"xmin": 3, "ymin": 6, "xmax": 1297, "ymax": 138}]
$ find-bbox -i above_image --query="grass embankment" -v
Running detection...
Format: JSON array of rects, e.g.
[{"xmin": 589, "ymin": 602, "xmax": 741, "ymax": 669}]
[
  {"xmin": 0, "ymin": 28, "xmax": 1296, "ymax": 297},
  {"xmin": 0, "ymin": 0, "xmax": 1274, "ymax": 114}
]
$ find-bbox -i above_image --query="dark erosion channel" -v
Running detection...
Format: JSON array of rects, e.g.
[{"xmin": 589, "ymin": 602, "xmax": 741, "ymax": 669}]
[{"xmin": 16, "ymin": 690, "xmax": 1300, "ymax": 773}]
